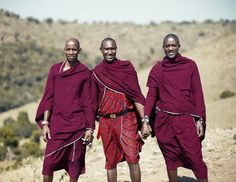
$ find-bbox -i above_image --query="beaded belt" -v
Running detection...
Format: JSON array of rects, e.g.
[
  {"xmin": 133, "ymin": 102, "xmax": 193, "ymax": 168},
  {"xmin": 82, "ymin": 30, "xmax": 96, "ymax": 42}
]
[{"xmin": 100, "ymin": 109, "xmax": 134, "ymax": 119}]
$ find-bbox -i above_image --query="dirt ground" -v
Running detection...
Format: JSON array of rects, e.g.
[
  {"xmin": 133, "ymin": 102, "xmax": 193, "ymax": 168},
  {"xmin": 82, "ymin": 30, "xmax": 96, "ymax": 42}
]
[{"xmin": 0, "ymin": 125, "xmax": 236, "ymax": 182}]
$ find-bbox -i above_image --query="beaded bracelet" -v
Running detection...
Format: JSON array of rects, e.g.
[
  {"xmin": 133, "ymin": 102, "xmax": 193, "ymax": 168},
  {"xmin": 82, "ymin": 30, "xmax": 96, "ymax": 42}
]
[
  {"xmin": 41, "ymin": 120, "xmax": 49, "ymax": 126},
  {"xmin": 141, "ymin": 115, "xmax": 150, "ymax": 124}
]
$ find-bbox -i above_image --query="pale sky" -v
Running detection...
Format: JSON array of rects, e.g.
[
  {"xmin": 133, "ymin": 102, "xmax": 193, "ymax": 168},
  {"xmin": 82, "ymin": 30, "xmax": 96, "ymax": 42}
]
[{"xmin": 0, "ymin": 0, "xmax": 235, "ymax": 24}]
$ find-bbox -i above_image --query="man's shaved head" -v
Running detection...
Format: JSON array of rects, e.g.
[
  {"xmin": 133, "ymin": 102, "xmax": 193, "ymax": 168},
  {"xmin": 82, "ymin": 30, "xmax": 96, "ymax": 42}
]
[
  {"xmin": 163, "ymin": 34, "xmax": 180, "ymax": 47},
  {"xmin": 65, "ymin": 38, "xmax": 80, "ymax": 48},
  {"xmin": 100, "ymin": 37, "xmax": 117, "ymax": 49}
]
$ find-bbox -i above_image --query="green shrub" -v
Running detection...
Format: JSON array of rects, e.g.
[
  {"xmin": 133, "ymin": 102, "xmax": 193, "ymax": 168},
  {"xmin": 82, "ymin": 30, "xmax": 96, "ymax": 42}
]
[
  {"xmin": 4, "ymin": 136, "xmax": 19, "ymax": 148},
  {"xmin": 17, "ymin": 111, "xmax": 30, "ymax": 124},
  {"xmin": 0, "ymin": 146, "xmax": 7, "ymax": 161},
  {"xmin": 0, "ymin": 126, "xmax": 14, "ymax": 139},
  {"xmin": 219, "ymin": 90, "xmax": 235, "ymax": 99},
  {"xmin": 3, "ymin": 117, "xmax": 16, "ymax": 126},
  {"xmin": 0, "ymin": 126, "xmax": 17, "ymax": 147},
  {"xmin": 31, "ymin": 130, "xmax": 41, "ymax": 144},
  {"xmin": 21, "ymin": 141, "xmax": 43, "ymax": 157},
  {"xmin": 11, "ymin": 147, "xmax": 21, "ymax": 155},
  {"xmin": 45, "ymin": 18, "xmax": 53, "ymax": 24},
  {"xmin": 13, "ymin": 111, "xmax": 37, "ymax": 138},
  {"xmin": 13, "ymin": 123, "xmax": 37, "ymax": 138},
  {"xmin": 26, "ymin": 17, "xmax": 40, "ymax": 24}
]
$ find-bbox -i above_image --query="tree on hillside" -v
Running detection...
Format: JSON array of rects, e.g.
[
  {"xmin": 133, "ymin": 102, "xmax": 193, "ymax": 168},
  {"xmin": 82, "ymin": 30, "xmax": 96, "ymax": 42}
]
[
  {"xmin": 14, "ymin": 111, "xmax": 37, "ymax": 138},
  {"xmin": 45, "ymin": 18, "xmax": 53, "ymax": 25}
]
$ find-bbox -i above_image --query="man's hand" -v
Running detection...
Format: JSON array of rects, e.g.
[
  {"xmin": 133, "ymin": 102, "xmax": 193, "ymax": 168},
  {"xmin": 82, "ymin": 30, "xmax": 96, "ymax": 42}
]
[
  {"xmin": 196, "ymin": 120, "xmax": 204, "ymax": 138},
  {"xmin": 42, "ymin": 125, "xmax": 51, "ymax": 142},
  {"xmin": 82, "ymin": 130, "xmax": 94, "ymax": 145},
  {"xmin": 141, "ymin": 122, "xmax": 152, "ymax": 139}
]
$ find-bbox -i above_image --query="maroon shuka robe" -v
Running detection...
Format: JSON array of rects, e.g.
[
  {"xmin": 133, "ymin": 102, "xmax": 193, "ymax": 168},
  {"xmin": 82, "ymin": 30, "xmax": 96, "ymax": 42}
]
[
  {"xmin": 91, "ymin": 58, "xmax": 144, "ymax": 169},
  {"xmin": 98, "ymin": 89, "xmax": 144, "ymax": 169},
  {"xmin": 35, "ymin": 61, "xmax": 94, "ymax": 176},
  {"xmin": 92, "ymin": 58, "xmax": 145, "ymax": 108},
  {"xmin": 146, "ymin": 54, "xmax": 206, "ymax": 121},
  {"xmin": 145, "ymin": 54, "xmax": 208, "ymax": 180}
]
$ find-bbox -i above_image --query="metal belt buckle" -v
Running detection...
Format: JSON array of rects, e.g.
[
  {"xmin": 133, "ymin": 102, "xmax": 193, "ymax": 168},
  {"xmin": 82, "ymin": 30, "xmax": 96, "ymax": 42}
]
[{"xmin": 110, "ymin": 113, "xmax": 116, "ymax": 119}]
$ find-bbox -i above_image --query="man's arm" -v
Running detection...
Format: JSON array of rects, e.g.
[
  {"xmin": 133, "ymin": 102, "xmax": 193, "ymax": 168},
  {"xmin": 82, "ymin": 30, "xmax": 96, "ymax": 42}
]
[
  {"xmin": 82, "ymin": 73, "xmax": 95, "ymax": 145},
  {"xmin": 191, "ymin": 64, "xmax": 206, "ymax": 140},
  {"xmin": 42, "ymin": 110, "xmax": 51, "ymax": 142},
  {"xmin": 134, "ymin": 102, "xmax": 152, "ymax": 139}
]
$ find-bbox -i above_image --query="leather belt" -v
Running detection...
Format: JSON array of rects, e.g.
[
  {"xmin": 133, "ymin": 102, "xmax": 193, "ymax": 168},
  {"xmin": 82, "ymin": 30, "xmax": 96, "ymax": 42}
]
[{"xmin": 100, "ymin": 109, "xmax": 134, "ymax": 119}]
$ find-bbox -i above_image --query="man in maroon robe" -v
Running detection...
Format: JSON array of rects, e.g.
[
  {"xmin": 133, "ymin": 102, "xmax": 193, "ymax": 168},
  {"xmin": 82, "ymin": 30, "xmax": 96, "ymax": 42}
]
[
  {"xmin": 35, "ymin": 38, "xmax": 95, "ymax": 182},
  {"xmin": 91, "ymin": 37, "xmax": 151, "ymax": 182},
  {"xmin": 144, "ymin": 34, "xmax": 208, "ymax": 182}
]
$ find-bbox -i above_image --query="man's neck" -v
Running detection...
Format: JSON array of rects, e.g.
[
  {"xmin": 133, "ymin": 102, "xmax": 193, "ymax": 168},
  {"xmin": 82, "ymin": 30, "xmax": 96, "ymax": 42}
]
[{"xmin": 66, "ymin": 60, "xmax": 79, "ymax": 67}]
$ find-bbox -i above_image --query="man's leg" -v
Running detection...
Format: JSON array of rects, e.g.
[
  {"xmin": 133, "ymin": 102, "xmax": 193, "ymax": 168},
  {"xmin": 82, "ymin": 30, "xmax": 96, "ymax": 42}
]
[
  {"xmin": 174, "ymin": 116, "xmax": 208, "ymax": 181},
  {"xmin": 128, "ymin": 163, "xmax": 141, "ymax": 182},
  {"xmin": 43, "ymin": 175, "xmax": 53, "ymax": 182},
  {"xmin": 69, "ymin": 177, "xmax": 79, "ymax": 182},
  {"xmin": 107, "ymin": 168, "xmax": 117, "ymax": 182},
  {"xmin": 167, "ymin": 170, "xmax": 177, "ymax": 182}
]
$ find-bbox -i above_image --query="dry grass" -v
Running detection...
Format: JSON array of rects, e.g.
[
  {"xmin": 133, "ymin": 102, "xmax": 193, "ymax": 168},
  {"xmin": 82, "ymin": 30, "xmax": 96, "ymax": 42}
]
[{"xmin": 0, "ymin": 127, "xmax": 236, "ymax": 182}]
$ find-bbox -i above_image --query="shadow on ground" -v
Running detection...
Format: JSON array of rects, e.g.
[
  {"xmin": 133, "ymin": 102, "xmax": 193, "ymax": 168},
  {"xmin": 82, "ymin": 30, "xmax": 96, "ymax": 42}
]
[{"xmin": 177, "ymin": 176, "xmax": 197, "ymax": 182}]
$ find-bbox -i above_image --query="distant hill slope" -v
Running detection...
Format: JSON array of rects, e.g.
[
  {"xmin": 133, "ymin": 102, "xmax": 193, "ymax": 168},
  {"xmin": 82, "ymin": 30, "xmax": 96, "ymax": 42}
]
[
  {"xmin": 0, "ymin": 28, "xmax": 236, "ymax": 129},
  {"xmin": 0, "ymin": 9, "xmax": 236, "ymax": 112}
]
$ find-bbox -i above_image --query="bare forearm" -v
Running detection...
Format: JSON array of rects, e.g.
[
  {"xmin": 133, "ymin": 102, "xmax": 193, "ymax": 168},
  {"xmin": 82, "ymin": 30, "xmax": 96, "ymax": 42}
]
[
  {"xmin": 134, "ymin": 102, "xmax": 144, "ymax": 118},
  {"xmin": 43, "ymin": 110, "xmax": 51, "ymax": 121}
]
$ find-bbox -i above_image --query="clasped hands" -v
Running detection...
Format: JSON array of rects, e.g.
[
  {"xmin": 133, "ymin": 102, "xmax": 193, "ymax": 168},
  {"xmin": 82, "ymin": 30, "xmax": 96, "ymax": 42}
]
[
  {"xmin": 141, "ymin": 121, "xmax": 152, "ymax": 139},
  {"xmin": 82, "ymin": 130, "xmax": 94, "ymax": 146}
]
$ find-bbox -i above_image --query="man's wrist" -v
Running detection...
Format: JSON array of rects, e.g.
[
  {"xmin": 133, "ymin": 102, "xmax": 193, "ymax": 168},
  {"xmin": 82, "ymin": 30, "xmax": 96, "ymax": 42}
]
[
  {"xmin": 141, "ymin": 115, "xmax": 150, "ymax": 124},
  {"xmin": 41, "ymin": 120, "xmax": 49, "ymax": 126},
  {"xmin": 197, "ymin": 118, "xmax": 205, "ymax": 125},
  {"xmin": 86, "ymin": 128, "xmax": 94, "ymax": 134}
]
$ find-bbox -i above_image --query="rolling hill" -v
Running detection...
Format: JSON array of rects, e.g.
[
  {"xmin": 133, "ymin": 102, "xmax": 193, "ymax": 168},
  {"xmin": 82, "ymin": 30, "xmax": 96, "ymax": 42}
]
[{"xmin": 0, "ymin": 9, "xmax": 236, "ymax": 182}]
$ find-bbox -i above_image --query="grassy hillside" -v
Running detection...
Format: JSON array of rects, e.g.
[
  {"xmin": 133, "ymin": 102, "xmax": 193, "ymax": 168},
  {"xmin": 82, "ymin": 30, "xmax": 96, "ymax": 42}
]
[
  {"xmin": 0, "ymin": 9, "xmax": 236, "ymax": 112},
  {"xmin": 0, "ymin": 9, "xmax": 236, "ymax": 182}
]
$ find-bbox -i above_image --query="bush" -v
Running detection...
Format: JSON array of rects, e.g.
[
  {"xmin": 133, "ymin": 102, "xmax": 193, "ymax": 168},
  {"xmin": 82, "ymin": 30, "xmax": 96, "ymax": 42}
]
[
  {"xmin": 45, "ymin": 18, "xmax": 53, "ymax": 24},
  {"xmin": 150, "ymin": 47, "xmax": 155, "ymax": 54},
  {"xmin": 0, "ymin": 146, "xmax": 7, "ymax": 161},
  {"xmin": 0, "ymin": 126, "xmax": 14, "ymax": 139},
  {"xmin": 12, "ymin": 111, "xmax": 37, "ymax": 138},
  {"xmin": 0, "ymin": 125, "xmax": 19, "ymax": 148},
  {"xmin": 27, "ymin": 17, "xmax": 40, "ymax": 24},
  {"xmin": 21, "ymin": 141, "xmax": 43, "ymax": 157},
  {"xmin": 31, "ymin": 130, "xmax": 41, "ymax": 144},
  {"xmin": 3, "ymin": 117, "xmax": 15, "ymax": 126},
  {"xmin": 17, "ymin": 111, "xmax": 30, "ymax": 124},
  {"xmin": 13, "ymin": 122, "xmax": 37, "ymax": 138},
  {"xmin": 4, "ymin": 136, "xmax": 19, "ymax": 148},
  {"xmin": 219, "ymin": 90, "xmax": 235, "ymax": 99}
]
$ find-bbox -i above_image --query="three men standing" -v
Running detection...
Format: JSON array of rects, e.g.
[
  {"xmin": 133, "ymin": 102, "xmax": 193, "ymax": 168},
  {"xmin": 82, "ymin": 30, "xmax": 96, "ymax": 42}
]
[{"xmin": 36, "ymin": 35, "xmax": 208, "ymax": 182}]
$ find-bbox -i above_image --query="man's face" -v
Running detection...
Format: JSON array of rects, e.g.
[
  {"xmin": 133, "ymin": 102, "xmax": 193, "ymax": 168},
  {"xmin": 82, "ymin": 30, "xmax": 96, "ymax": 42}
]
[
  {"xmin": 64, "ymin": 41, "xmax": 81, "ymax": 62},
  {"xmin": 100, "ymin": 40, "xmax": 117, "ymax": 62},
  {"xmin": 163, "ymin": 37, "xmax": 180, "ymax": 59}
]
